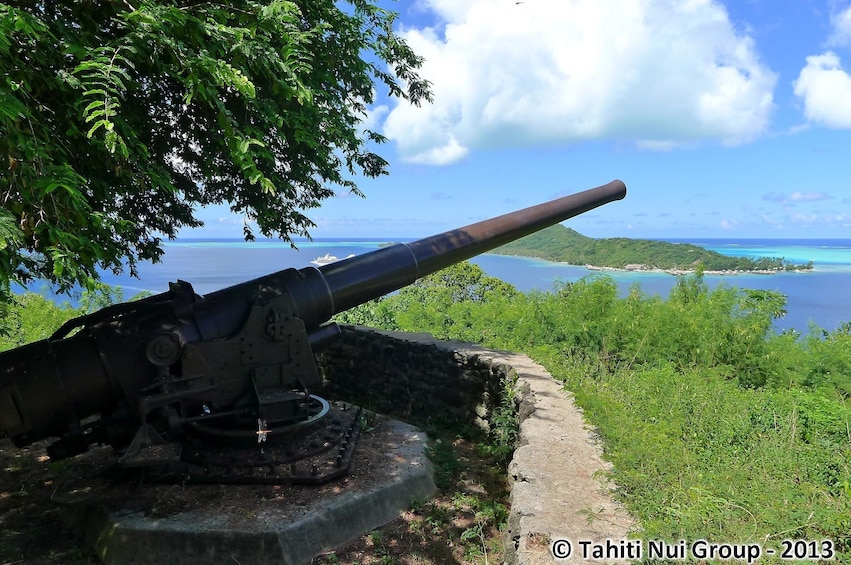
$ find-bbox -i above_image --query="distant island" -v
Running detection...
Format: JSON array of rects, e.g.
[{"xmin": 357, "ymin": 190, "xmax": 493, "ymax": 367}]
[{"xmin": 492, "ymin": 226, "xmax": 813, "ymax": 274}]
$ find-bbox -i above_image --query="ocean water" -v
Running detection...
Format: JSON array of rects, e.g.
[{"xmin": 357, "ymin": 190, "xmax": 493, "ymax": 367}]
[
  {"xmin": 23, "ymin": 238, "xmax": 851, "ymax": 335},
  {"xmin": 472, "ymin": 238, "xmax": 851, "ymax": 334}
]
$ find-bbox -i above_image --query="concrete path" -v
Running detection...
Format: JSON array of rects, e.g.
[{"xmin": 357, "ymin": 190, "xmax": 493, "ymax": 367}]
[{"xmin": 377, "ymin": 332, "xmax": 637, "ymax": 564}]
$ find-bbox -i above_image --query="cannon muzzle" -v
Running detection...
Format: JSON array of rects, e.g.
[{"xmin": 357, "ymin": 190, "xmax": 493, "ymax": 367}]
[
  {"xmin": 0, "ymin": 180, "xmax": 625, "ymax": 462},
  {"xmin": 321, "ymin": 179, "xmax": 625, "ymax": 312}
]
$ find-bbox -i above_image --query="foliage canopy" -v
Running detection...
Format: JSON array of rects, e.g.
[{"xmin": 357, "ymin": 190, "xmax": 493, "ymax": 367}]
[
  {"xmin": 0, "ymin": 1, "xmax": 430, "ymax": 297},
  {"xmin": 493, "ymin": 225, "xmax": 813, "ymax": 272}
]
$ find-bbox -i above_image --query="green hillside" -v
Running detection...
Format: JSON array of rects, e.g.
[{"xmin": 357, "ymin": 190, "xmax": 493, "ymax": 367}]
[
  {"xmin": 335, "ymin": 263, "xmax": 850, "ymax": 561},
  {"xmin": 492, "ymin": 225, "xmax": 812, "ymax": 272}
]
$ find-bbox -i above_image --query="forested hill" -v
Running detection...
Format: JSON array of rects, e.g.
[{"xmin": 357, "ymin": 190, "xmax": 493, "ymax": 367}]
[{"xmin": 492, "ymin": 225, "xmax": 813, "ymax": 272}]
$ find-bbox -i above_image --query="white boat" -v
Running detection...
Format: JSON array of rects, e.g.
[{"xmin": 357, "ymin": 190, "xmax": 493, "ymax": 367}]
[{"xmin": 310, "ymin": 253, "xmax": 355, "ymax": 266}]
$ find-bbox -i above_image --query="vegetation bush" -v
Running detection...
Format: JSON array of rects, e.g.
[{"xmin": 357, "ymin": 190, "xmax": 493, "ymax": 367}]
[
  {"xmin": 3, "ymin": 262, "xmax": 849, "ymax": 560},
  {"xmin": 336, "ymin": 262, "xmax": 851, "ymax": 560},
  {"xmin": 0, "ymin": 283, "xmax": 144, "ymax": 349},
  {"xmin": 493, "ymin": 225, "xmax": 813, "ymax": 272}
]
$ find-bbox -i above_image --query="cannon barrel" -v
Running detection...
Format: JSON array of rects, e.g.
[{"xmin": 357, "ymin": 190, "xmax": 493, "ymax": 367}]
[
  {"xmin": 322, "ymin": 179, "xmax": 626, "ymax": 312},
  {"xmin": 0, "ymin": 180, "xmax": 625, "ymax": 454},
  {"xmin": 190, "ymin": 180, "xmax": 626, "ymax": 339}
]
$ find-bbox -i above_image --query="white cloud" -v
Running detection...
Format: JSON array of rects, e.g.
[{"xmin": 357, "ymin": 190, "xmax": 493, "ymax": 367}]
[
  {"xmin": 762, "ymin": 191, "xmax": 833, "ymax": 204},
  {"xmin": 361, "ymin": 104, "xmax": 389, "ymax": 132},
  {"xmin": 311, "ymin": 215, "xmax": 443, "ymax": 236},
  {"xmin": 787, "ymin": 213, "xmax": 820, "ymax": 226},
  {"xmin": 759, "ymin": 213, "xmax": 782, "ymax": 227},
  {"xmin": 406, "ymin": 135, "xmax": 468, "ymax": 165},
  {"xmin": 383, "ymin": 0, "xmax": 776, "ymax": 165},
  {"xmin": 793, "ymin": 52, "xmax": 851, "ymax": 128},
  {"xmin": 829, "ymin": 4, "xmax": 851, "ymax": 47},
  {"xmin": 787, "ymin": 191, "xmax": 831, "ymax": 203},
  {"xmin": 216, "ymin": 216, "xmax": 245, "ymax": 225},
  {"xmin": 800, "ymin": 213, "xmax": 851, "ymax": 227}
]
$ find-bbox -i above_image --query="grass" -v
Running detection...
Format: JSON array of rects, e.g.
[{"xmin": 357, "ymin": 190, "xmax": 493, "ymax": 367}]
[{"xmin": 539, "ymin": 353, "xmax": 851, "ymax": 561}]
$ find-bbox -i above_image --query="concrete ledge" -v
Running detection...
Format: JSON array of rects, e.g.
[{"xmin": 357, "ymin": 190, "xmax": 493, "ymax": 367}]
[
  {"xmin": 358, "ymin": 330, "xmax": 636, "ymax": 565},
  {"xmin": 61, "ymin": 419, "xmax": 435, "ymax": 565}
]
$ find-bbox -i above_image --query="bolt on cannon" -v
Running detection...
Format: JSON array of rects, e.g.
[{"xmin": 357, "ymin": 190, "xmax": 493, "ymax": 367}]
[{"xmin": 0, "ymin": 181, "xmax": 626, "ymax": 483}]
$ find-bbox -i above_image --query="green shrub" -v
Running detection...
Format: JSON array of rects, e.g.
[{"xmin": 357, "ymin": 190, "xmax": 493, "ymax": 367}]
[{"xmin": 338, "ymin": 262, "xmax": 851, "ymax": 561}]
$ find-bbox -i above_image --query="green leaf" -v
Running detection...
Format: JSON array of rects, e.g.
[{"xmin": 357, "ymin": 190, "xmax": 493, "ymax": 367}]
[
  {"xmin": 0, "ymin": 0, "xmax": 430, "ymax": 295},
  {"xmin": 0, "ymin": 91, "xmax": 26, "ymax": 120},
  {"xmin": 260, "ymin": 177, "xmax": 276, "ymax": 194},
  {"xmin": 86, "ymin": 119, "xmax": 111, "ymax": 137},
  {"xmin": 83, "ymin": 99, "xmax": 105, "ymax": 114}
]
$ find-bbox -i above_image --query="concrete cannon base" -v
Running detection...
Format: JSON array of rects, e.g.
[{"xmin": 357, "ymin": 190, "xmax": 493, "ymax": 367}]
[{"xmin": 56, "ymin": 418, "xmax": 435, "ymax": 565}]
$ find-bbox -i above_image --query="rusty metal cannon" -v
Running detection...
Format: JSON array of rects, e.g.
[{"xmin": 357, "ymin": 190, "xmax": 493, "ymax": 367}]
[{"xmin": 0, "ymin": 180, "xmax": 625, "ymax": 483}]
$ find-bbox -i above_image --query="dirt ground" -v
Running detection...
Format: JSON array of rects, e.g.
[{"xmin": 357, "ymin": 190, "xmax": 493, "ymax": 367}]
[
  {"xmin": 0, "ymin": 428, "xmax": 508, "ymax": 565},
  {"xmin": 311, "ymin": 438, "xmax": 510, "ymax": 565},
  {"xmin": 0, "ymin": 437, "xmax": 96, "ymax": 565}
]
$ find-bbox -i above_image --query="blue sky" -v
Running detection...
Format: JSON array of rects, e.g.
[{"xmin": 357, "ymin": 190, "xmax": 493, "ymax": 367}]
[{"xmin": 191, "ymin": 0, "xmax": 851, "ymax": 240}]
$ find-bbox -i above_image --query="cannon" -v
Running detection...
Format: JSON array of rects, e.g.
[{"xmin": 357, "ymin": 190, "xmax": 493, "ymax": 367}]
[{"xmin": 0, "ymin": 180, "xmax": 625, "ymax": 483}]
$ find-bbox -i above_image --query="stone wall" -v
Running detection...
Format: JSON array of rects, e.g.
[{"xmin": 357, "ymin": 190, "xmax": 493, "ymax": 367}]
[
  {"xmin": 317, "ymin": 326, "xmax": 635, "ymax": 565},
  {"xmin": 318, "ymin": 325, "xmax": 516, "ymax": 438}
]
